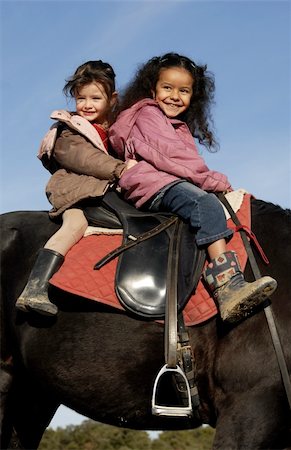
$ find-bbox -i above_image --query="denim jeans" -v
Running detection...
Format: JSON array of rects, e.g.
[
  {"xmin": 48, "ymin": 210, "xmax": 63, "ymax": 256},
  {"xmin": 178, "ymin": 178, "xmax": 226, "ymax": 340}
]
[{"xmin": 148, "ymin": 181, "xmax": 233, "ymax": 247}]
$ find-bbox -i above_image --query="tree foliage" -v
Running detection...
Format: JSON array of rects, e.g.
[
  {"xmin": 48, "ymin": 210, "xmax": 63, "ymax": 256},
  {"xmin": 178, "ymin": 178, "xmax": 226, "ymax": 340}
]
[
  {"xmin": 39, "ymin": 421, "xmax": 215, "ymax": 450},
  {"xmin": 151, "ymin": 428, "xmax": 215, "ymax": 450}
]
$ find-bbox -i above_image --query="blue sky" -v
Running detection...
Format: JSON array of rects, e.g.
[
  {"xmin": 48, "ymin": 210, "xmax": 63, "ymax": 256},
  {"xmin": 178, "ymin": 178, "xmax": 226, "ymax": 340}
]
[{"xmin": 1, "ymin": 0, "xmax": 290, "ymax": 429}]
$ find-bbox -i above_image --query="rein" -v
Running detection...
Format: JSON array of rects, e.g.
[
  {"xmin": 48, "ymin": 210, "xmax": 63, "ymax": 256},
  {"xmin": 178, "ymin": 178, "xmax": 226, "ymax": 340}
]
[{"xmin": 218, "ymin": 193, "xmax": 291, "ymax": 411}]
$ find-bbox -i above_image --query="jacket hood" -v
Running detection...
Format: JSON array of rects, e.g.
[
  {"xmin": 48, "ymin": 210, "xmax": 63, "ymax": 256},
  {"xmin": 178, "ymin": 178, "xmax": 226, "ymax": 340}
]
[
  {"xmin": 38, "ymin": 109, "xmax": 108, "ymax": 160},
  {"xmin": 109, "ymin": 99, "xmax": 159, "ymax": 146}
]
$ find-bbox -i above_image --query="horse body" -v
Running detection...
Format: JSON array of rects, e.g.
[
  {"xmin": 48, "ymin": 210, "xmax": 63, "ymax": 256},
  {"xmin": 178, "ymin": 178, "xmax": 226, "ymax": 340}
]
[{"xmin": 0, "ymin": 199, "xmax": 290, "ymax": 449}]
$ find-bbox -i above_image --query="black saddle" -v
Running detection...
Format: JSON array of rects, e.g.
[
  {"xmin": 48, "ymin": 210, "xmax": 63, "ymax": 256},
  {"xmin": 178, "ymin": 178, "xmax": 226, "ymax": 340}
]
[{"xmin": 83, "ymin": 191, "xmax": 206, "ymax": 319}]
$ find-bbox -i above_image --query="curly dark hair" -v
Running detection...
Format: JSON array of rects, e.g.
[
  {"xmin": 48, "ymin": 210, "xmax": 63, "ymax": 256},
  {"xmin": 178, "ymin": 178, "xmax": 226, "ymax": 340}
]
[{"xmin": 119, "ymin": 52, "xmax": 217, "ymax": 149}]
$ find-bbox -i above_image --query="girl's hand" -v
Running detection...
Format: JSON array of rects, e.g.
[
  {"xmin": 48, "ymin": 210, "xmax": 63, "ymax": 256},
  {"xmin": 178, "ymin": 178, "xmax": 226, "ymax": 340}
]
[
  {"xmin": 125, "ymin": 159, "xmax": 138, "ymax": 171},
  {"xmin": 119, "ymin": 159, "xmax": 138, "ymax": 178}
]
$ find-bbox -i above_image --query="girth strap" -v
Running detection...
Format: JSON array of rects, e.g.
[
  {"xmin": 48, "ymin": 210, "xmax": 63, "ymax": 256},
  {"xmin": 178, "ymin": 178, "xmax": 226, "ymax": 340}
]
[
  {"xmin": 177, "ymin": 314, "xmax": 200, "ymax": 414},
  {"xmin": 218, "ymin": 193, "xmax": 291, "ymax": 411}
]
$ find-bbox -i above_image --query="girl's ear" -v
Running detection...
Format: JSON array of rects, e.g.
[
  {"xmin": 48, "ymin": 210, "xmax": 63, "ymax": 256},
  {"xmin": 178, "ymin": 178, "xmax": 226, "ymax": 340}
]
[
  {"xmin": 151, "ymin": 89, "xmax": 156, "ymax": 100},
  {"xmin": 110, "ymin": 91, "xmax": 118, "ymax": 108}
]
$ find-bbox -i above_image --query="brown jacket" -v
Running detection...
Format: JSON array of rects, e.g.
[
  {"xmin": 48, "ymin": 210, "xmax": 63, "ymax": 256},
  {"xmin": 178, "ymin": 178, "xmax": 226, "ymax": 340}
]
[{"xmin": 41, "ymin": 110, "xmax": 127, "ymax": 217}]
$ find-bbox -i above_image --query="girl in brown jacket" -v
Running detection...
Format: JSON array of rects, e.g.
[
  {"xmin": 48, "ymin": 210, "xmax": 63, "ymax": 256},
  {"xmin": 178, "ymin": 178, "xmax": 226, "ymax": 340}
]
[{"xmin": 16, "ymin": 60, "xmax": 136, "ymax": 316}]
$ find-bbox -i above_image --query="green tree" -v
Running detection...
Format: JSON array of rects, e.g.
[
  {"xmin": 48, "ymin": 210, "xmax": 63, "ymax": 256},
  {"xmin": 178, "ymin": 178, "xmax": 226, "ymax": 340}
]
[
  {"xmin": 151, "ymin": 427, "xmax": 215, "ymax": 450},
  {"xmin": 39, "ymin": 421, "xmax": 215, "ymax": 450},
  {"xmin": 39, "ymin": 421, "xmax": 152, "ymax": 450}
]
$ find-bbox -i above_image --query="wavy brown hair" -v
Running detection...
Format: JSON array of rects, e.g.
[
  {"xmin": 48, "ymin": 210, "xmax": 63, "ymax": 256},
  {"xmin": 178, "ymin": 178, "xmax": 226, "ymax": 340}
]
[
  {"xmin": 63, "ymin": 60, "xmax": 118, "ymax": 125},
  {"xmin": 118, "ymin": 52, "xmax": 217, "ymax": 149}
]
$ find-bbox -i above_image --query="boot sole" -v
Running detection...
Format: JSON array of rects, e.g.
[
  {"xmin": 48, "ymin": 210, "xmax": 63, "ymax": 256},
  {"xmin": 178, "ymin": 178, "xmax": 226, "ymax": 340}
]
[
  {"xmin": 221, "ymin": 282, "xmax": 277, "ymax": 323},
  {"xmin": 26, "ymin": 302, "xmax": 58, "ymax": 317},
  {"xmin": 15, "ymin": 299, "xmax": 29, "ymax": 312},
  {"xmin": 16, "ymin": 304, "xmax": 29, "ymax": 313}
]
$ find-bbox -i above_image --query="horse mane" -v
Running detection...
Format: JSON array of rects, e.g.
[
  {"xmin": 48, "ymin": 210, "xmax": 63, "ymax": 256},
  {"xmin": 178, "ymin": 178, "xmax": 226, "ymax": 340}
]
[{"xmin": 253, "ymin": 198, "xmax": 291, "ymax": 216}]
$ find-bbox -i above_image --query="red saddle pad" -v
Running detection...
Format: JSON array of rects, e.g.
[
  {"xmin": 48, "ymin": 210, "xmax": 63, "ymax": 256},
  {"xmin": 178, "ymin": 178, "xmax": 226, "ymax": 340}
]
[{"xmin": 50, "ymin": 195, "xmax": 252, "ymax": 325}]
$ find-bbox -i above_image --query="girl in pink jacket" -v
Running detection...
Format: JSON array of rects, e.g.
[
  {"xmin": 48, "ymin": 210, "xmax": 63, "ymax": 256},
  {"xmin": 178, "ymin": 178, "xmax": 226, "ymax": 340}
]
[
  {"xmin": 109, "ymin": 52, "xmax": 277, "ymax": 324},
  {"xmin": 16, "ymin": 60, "xmax": 135, "ymax": 316}
]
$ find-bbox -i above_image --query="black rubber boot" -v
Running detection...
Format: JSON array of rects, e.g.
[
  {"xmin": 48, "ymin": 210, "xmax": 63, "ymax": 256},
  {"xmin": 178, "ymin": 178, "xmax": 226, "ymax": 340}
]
[
  {"xmin": 203, "ymin": 251, "xmax": 277, "ymax": 323},
  {"xmin": 15, "ymin": 248, "xmax": 64, "ymax": 316}
]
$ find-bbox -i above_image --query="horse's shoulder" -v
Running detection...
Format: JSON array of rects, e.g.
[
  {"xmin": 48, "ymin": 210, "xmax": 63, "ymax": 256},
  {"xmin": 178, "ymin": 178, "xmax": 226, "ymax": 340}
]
[
  {"xmin": 1, "ymin": 210, "xmax": 49, "ymax": 223},
  {"xmin": 0, "ymin": 211, "xmax": 59, "ymax": 255}
]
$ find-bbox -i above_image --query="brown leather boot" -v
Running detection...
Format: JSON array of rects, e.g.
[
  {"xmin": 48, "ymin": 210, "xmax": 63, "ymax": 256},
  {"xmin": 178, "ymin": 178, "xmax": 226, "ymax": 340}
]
[
  {"xmin": 15, "ymin": 248, "xmax": 64, "ymax": 316},
  {"xmin": 203, "ymin": 251, "xmax": 277, "ymax": 323}
]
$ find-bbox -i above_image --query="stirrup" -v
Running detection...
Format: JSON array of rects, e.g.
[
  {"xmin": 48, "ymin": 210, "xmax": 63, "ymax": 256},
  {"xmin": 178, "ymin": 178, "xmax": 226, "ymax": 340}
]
[{"xmin": 151, "ymin": 364, "xmax": 193, "ymax": 417}]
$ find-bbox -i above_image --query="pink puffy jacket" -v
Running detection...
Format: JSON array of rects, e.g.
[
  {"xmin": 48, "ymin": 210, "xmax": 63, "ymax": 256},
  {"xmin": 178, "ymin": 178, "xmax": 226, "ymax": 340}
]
[{"xmin": 109, "ymin": 99, "xmax": 232, "ymax": 208}]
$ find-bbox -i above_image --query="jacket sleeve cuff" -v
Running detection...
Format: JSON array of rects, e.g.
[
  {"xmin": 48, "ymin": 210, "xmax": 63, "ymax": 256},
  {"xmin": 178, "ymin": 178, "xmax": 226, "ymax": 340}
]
[{"xmin": 114, "ymin": 163, "xmax": 127, "ymax": 179}]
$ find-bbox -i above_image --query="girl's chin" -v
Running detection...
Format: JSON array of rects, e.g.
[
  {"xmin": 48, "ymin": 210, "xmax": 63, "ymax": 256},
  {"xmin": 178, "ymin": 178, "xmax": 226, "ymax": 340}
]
[
  {"xmin": 162, "ymin": 106, "xmax": 181, "ymax": 118},
  {"xmin": 164, "ymin": 110, "xmax": 179, "ymax": 118},
  {"xmin": 81, "ymin": 114, "xmax": 97, "ymax": 121}
]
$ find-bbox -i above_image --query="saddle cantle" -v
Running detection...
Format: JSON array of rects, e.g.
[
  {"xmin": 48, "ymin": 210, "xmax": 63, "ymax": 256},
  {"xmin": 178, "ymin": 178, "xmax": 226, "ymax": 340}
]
[{"xmin": 82, "ymin": 191, "xmax": 206, "ymax": 319}]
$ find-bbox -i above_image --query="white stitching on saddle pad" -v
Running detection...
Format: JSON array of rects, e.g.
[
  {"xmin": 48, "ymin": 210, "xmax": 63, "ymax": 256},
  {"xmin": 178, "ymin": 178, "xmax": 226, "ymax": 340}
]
[{"xmin": 83, "ymin": 188, "xmax": 248, "ymax": 237}]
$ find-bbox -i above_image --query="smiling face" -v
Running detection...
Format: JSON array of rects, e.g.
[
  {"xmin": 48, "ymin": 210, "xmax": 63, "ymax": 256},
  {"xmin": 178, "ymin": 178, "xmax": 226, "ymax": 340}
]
[
  {"xmin": 75, "ymin": 82, "xmax": 116, "ymax": 126},
  {"xmin": 152, "ymin": 67, "xmax": 194, "ymax": 119}
]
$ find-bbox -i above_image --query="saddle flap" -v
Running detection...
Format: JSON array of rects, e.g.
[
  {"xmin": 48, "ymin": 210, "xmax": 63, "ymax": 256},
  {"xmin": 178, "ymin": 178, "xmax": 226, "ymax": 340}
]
[
  {"xmin": 115, "ymin": 216, "xmax": 206, "ymax": 319},
  {"xmin": 115, "ymin": 215, "xmax": 171, "ymax": 317}
]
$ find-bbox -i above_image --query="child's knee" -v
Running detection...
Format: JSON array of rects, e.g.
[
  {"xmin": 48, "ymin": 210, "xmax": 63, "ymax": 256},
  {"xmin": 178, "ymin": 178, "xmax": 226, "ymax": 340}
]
[
  {"xmin": 73, "ymin": 216, "xmax": 88, "ymax": 238},
  {"xmin": 63, "ymin": 209, "xmax": 88, "ymax": 238}
]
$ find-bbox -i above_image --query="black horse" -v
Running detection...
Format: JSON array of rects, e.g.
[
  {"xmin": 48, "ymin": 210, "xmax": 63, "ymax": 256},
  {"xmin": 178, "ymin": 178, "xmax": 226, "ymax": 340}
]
[{"xmin": 0, "ymin": 198, "xmax": 290, "ymax": 449}]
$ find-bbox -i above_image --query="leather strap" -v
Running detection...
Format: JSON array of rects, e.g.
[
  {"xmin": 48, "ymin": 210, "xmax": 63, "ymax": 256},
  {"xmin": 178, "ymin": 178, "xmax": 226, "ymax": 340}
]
[
  {"xmin": 218, "ymin": 193, "xmax": 291, "ymax": 410},
  {"xmin": 164, "ymin": 219, "xmax": 182, "ymax": 368},
  {"xmin": 94, "ymin": 215, "xmax": 178, "ymax": 269},
  {"xmin": 177, "ymin": 314, "xmax": 200, "ymax": 415}
]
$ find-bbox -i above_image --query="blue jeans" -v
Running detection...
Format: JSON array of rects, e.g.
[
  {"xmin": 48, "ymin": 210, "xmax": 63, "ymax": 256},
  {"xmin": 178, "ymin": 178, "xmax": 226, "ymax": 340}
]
[{"xmin": 148, "ymin": 181, "xmax": 233, "ymax": 247}]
